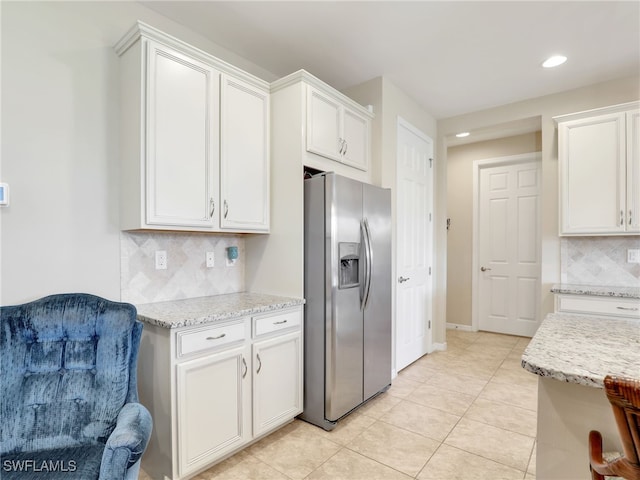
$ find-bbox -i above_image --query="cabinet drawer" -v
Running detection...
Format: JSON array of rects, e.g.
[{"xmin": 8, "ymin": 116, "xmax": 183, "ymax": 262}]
[
  {"xmin": 253, "ymin": 309, "xmax": 301, "ymax": 337},
  {"xmin": 556, "ymin": 295, "xmax": 640, "ymax": 319},
  {"xmin": 177, "ymin": 322, "xmax": 246, "ymax": 358}
]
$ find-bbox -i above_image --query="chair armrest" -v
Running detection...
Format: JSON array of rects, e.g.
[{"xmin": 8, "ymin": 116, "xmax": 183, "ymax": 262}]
[{"xmin": 99, "ymin": 403, "xmax": 152, "ymax": 480}]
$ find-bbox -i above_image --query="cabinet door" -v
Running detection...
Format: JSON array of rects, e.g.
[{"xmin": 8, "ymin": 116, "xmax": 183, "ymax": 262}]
[
  {"xmin": 176, "ymin": 344, "xmax": 251, "ymax": 478},
  {"xmin": 306, "ymin": 87, "xmax": 342, "ymax": 162},
  {"xmin": 559, "ymin": 112, "xmax": 626, "ymax": 234},
  {"xmin": 146, "ymin": 41, "xmax": 220, "ymax": 229},
  {"xmin": 342, "ymin": 107, "xmax": 370, "ymax": 171},
  {"xmin": 220, "ymin": 75, "xmax": 270, "ymax": 231},
  {"xmin": 627, "ymin": 111, "xmax": 640, "ymax": 232},
  {"xmin": 252, "ymin": 331, "xmax": 303, "ymax": 437}
]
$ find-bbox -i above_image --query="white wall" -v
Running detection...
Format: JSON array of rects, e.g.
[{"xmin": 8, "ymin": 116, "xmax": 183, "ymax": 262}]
[
  {"xmin": 0, "ymin": 1, "xmax": 276, "ymax": 305},
  {"xmin": 438, "ymin": 75, "xmax": 640, "ymax": 324}
]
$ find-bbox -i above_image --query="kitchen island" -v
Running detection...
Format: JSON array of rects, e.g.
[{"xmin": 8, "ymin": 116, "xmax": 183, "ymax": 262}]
[{"xmin": 522, "ymin": 312, "xmax": 640, "ymax": 480}]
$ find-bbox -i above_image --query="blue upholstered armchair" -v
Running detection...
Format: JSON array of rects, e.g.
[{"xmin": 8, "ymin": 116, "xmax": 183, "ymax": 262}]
[{"xmin": 0, "ymin": 294, "xmax": 152, "ymax": 479}]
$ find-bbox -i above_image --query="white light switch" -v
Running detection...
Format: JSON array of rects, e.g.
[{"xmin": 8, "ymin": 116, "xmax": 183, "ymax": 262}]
[
  {"xmin": 206, "ymin": 251, "xmax": 215, "ymax": 268},
  {"xmin": 628, "ymin": 249, "xmax": 640, "ymax": 264}
]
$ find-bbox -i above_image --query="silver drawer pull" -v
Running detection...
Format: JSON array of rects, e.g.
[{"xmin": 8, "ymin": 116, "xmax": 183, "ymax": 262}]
[
  {"xmin": 242, "ymin": 357, "xmax": 247, "ymax": 379},
  {"xmin": 256, "ymin": 353, "xmax": 262, "ymax": 374},
  {"xmin": 206, "ymin": 333, "xmax": 226, "ymax": 340},
  {"xmin": 273, "ymin": 319, "xmax": 288, "ymax": 325},
  {"xmin": 616, "ymin": 306, "xmax": 639, "ymax": 311}
]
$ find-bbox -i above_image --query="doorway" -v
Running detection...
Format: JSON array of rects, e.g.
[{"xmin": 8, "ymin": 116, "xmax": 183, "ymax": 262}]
[
  {"xmin": 472, "ymin": 153, "xmax": 542, "ymax": 337},
  {"xmin": 395, "ymin": 117, "xmax": 434, "ymax": 371}
]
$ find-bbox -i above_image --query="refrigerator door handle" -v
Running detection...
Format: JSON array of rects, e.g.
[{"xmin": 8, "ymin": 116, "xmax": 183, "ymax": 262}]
[{"xmin": 361, "ymin": 218, "xmax": 373, "ymax": 311}]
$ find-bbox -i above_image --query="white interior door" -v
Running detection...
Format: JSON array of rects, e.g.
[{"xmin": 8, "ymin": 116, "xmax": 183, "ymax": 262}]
[
  {"xmin": 474, "ymin": 154, "xmax": 541, "ymax": 337},
  {"xmin": 396, "ymin": 118, "xmax": 433, "ymax": 371}
]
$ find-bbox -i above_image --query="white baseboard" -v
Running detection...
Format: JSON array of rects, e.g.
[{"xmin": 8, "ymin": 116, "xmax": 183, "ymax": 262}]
[
  {"xmin": 431, "ymin": 342, "xmax": 447, "ymax": 352},
  {"xmin": 446, "ymin": 322, "xmax": 475, "ymax": 332}
]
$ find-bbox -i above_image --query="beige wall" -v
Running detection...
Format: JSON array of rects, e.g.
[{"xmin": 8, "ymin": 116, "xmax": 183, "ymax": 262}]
[
  {"xmin": 446, "ymin": 132, "xmax": 542, "ymax": 326},
  {"xmin": 439, "ymin": 75, "xmax": 640, "ymax": 329}
]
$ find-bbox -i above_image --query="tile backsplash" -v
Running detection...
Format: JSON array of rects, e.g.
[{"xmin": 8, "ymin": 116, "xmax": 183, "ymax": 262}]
[
  {"xmin": 561, "ymin": 236, "xmax": 640, "ymax": 286},
  {"xmin": 121, "ymin": 232, "xmax": 245, "ymax": 304}
]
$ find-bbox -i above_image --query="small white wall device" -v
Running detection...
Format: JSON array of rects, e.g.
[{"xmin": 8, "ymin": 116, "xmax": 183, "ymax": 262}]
[{"xmin": 0, "ymin": 183, "xmax": 9, "ymax": 206}]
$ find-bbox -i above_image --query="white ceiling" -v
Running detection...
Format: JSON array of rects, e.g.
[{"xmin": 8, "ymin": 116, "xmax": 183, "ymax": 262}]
[{"xmin": 142, "ymin": 1, "xmax": 640, "ymax": 119}]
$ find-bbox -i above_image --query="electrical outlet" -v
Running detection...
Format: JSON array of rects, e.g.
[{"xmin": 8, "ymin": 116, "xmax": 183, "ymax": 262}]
[
  {"xmin": 206, "ymin": 251, "xmax": 215, "ymax": 268},
  {"xmin": 627, "ymin": 249, "xmax": 640, "ymax": 264},
  {"xmin": 155, "ymin": 251, "xmax": 167, "ymax": 270}
]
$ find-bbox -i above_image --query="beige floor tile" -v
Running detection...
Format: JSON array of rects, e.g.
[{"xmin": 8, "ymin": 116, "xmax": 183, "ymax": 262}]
[
  {"xmin": 418, "ymin": 443, "xmax": 527, "ymax": 480},
  {"xmin": 444, "ymin": 359, "xmax": 500, "ymax": 381},
  {"xmin": 528, "ymin": 442, "xmax": 537, "ymax": 475},
  {"xmin": 139, "ymin": 468, "xmax": 152, "ymax": 480},
  {"xmin": 347, "ymin": 421, "xmax": 440, "ymax": 477},
  {"xmin": 525, "ymin": 474, "xmax": 536, "ymax": 480},
  {"xmin": 492, "ymin": 361, "xmax": 539, "ymax": 387},
  {"xmin": 194, "ymin": 451, "xmax": 290, "ymax": 480},
  {"xmin": 311, "ymin": 410, "xmax": 377, "ymax": 446},
  {"xmin": 408, "ymin": 383, "xmax": 476, "ymax": 416},
  {"xmin": 464, "ymin": 343, "xmax": 514, "ymax": 360},
  {"xmin": 247, "ymin": 425, "xmax": 340, "ymax": 480},
  {"xmin": 480, "ymin": 379, "xmax": 538, "ymax": 412},
  {"xmin": 387, "ymin": 374, "xmax": 422, "ymax": 398},
  {"xmin": 306, "ymin": 449, "xmax": 412, "ymax": 480},
  {"xmin": 381, "ymin": 399, "xmax": 461, "ymax": 442},
  {"xmin": 424, "ymin": 370, "xmax": 488, "ymax": 396},
  {"xmin": 476, "ymin": 332, "xmax": 521, "ymax": 348},
  {"xmin": 444, "ymin": 418, "xmax": 535, "ymax": 471},
  {"xmin": 465, "ymin": 397, "xmax": 537, "ymax": 437},
  {"xmin": 446, "ymin": 329, "xmax": 481, "ymax": 343},
  {"xmin": 356, "ymin": 391, "xmax": 402, "ymax": 418}
]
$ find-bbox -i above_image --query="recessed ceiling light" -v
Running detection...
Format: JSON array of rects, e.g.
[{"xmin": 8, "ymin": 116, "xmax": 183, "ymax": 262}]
[
  {"xmin": 456, "ymin": 132, "xmax": 470, "ymax": 138},
  {"xmin": 542, "ymin": 55, "xmax": 567, "ymax": 68}
]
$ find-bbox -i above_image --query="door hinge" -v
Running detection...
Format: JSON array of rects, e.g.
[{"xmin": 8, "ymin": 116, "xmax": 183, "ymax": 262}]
[
  {"xmin": 429, "ymin": 212, "xmax": 432, "ymax": 221},
  {"xmin": 429, "ymin": 266, "xmax": 431, "ymax": 275},
  {"xmin": 428, "ymin": 320, "xmax": 431, "ymax": 329},
  {"xmin": 429, "ymin": 158, "xmax": 433, "ymax": 168}
]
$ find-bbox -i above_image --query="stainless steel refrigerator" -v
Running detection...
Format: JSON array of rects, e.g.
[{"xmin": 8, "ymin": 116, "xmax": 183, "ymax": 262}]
[{"xmin": 301, "ymin": 172, "xmax": 392, "ymax": 431}]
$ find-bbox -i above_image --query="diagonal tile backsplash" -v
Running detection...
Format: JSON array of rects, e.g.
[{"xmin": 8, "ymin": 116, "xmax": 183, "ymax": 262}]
[
  {"xmin": 561, "ymin": 236, "xmax": 640, "ymax": 286},
  {"xmin": 121, "ymin": 231, "xmax": 245, "ymax": 304}
]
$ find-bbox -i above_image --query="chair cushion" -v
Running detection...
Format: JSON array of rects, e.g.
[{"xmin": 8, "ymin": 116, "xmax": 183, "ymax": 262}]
[
  {"xmin": 0, "ymin": 445, "xmax": 104, "ymax": 479},
  {"xmin": 1, "ymin": 294, "xmax": 138, "ymax": 454}
]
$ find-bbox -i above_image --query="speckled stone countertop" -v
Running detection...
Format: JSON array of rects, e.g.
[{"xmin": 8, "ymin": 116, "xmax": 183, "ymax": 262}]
[
  {"xmin": 522, "ymin": 313, "xmax": 640, "ymax": 388},
  {"xmin": 551, "ymin": 283, "xmax": 640, "ymax": 299},
  {"xmin": 135, "ymin": 293, "xmax": 305, "ymax": 329}
]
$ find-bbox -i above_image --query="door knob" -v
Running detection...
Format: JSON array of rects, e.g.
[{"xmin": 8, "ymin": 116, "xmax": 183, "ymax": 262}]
[
  {"xmin": 398, "ymin": 276, "xmax": 410, "ymax": 283},
  {"xmin": 480, "ymin": 266, "xmax": 492, "ymax": 272}
]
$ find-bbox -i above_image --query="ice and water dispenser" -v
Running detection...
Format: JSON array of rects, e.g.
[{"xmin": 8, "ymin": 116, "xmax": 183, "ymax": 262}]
[{"xmin": 338, "ymin": 242, "xmax": 360, "ymax": 289}]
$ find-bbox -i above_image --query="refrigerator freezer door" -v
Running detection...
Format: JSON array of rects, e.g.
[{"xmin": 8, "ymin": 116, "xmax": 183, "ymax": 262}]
[
  {"xmin": 362, "ymin": 183, "xmax": 392, "ymax": 400},
  {"xmin": 325, "ymin": 174, "xmax": 364, "ymax": 421}
]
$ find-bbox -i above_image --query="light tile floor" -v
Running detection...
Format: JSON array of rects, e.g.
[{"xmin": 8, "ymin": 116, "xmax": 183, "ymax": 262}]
[{"xmin": 141, "ymin": 330, "xmax": 537, "ymax": 480}]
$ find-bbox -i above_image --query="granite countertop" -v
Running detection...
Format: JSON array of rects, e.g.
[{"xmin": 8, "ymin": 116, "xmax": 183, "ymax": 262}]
[
  {"xmin": 551, "ymin": 283, "xmax": 640, "ymax": 299},
  {"xmin": 135, "ymin": 292, "xmax": 305, "ymax": 329},
  {"xmin": 521, "ymin": 312, "xmax": 640, "ymax": 388}
]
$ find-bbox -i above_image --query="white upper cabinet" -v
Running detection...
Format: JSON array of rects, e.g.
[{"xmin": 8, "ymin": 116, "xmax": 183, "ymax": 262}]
[
  {"xmin": 116, "ymin": 22, "xmax": 270, "ymax": 233},
  {"xmin": 220, "ymin": 75, "xmax": 270, "ymax": 232},
  {"xmin": 146, "ymin": 42, "xmax": 220, "ymax": 230},
  {"xmin": 556, "ymin": 102, "xmax": 640, "ymax": 235},
  {"xmin": 306, "ymin": 85, "xmax": 371, "ymax": 172},
  {"xmin": 627, "ymin": 110, "xmax": 640, "ymax": 232}
]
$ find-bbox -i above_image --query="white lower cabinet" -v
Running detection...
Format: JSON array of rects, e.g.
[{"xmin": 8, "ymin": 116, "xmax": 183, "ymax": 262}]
[
  {"xmin": 138, "ymin": 306, "xmax": 303, "ymax": 480},
  {"xmin": 555, "ymin": 294, "xmax": 640, "ymax": 319},
  {"xmin": 252, "ymin": 331, "xmax": 302, "ymax": 437},
  {"xmin": 176, "ymin": 343, "xmax": 251, "ymax": 478}
]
